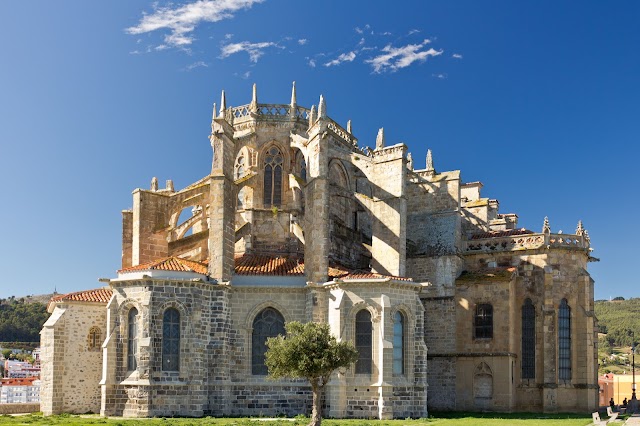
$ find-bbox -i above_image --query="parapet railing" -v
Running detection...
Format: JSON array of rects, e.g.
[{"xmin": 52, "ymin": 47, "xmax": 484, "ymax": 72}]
[
  {"xmin": 464, "ymin": 232, "xmax": 590, "ymax": 253},
  {"xmin": 228, "ymin": 103, "xmax": 311, "ymax": 122}
]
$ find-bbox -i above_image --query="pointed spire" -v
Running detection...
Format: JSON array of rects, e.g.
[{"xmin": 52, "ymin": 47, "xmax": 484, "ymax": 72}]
[
  {"xmin": 347, "ymin": 120, "xmax": 352, "ymax": 133},
  {"xmin": 542, "ymin": 216, "xmax": 551, "ymax": 234},
  {"xmin": 426, "ymin": 149, "xmax": 434, "ymax": 172},
  {"xmin": 250, "ymin": 83, "xmax": 258, "ymax": 112},
  {"xmin": 212, "ymin": 102, "xmax": 217, "ymax": 121},
  {"xmin": 576, "ymin": 220, "xmax": 585, "ymax": 236},
  {"xmin": 584, "ymin": 229, "xmax": 591, "ymax": 245},
  {"xmin": 375, "ymin": 127, "xmax": 385, "ymax": 149},
  {"xmin": 308, "ymin": 105, "xmax": 316, "ymax": 129},
  {"xmin": 151, "ymin": 177, "xmax": 158, "ymax": 192},
  {"xmin": 318, "ymin": 95, "xmax": 326, "ymax": 118},
  {"xmin": 290, "ymin": 81, "xmax": 297, "ymax": 107},
  {"xmin": 407, "ymin": 152, "xmax": 413, "ymax": 170},
  {"xmin": 219, "ymin": 90, "xmax": 227, "ymax": 118}
]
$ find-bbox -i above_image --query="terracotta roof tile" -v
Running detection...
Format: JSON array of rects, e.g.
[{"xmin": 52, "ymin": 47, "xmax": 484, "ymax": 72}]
[
  {"xmin": 470, "ymin": 228, "xmax": 533, "ymax": 240},
  {"xmin": 50, "ymin": 288, "xmax": 113, "ymax": 304},
  {"xmin": 234, "ymin": 254, "xmax": 304, "ymax": 276},
  {"xmin": 119, "ymin": 257, "xmax": 208, "ymax": 274}
]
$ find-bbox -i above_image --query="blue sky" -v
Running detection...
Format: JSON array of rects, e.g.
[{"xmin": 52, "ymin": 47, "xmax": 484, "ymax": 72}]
[{"xmin": 0, "ymin": 1, "xmax": 638, "ymax": 300}]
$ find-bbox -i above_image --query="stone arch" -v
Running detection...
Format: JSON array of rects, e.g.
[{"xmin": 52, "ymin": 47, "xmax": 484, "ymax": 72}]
[
  {"xmin": 245, "ymin": 301, "xmax": 291, "ymax": 330},
  {"xmin": 87, "ymin": 326, "xmax": 102, "ymax": 351},
  {"xmin": 329, "ymin": 159, "xmax": 350, "ymax": 190},
  {"xmin": 260, "ymin": 142, "xmax": 288, "ymax": 207}
]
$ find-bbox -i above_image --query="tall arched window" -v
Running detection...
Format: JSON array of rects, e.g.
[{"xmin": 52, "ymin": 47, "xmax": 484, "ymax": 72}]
[
  {"xmin": 127, "ymin": 308, "xmax": 138, "ymax": 371},
  {"xmin": 162, "ymin": 308, "xmax": 180, "ymax": 371},
  {"xmin": 252, "ymin": 307, "xmax": 285, "ymax": 375},
  {"xmin": 263, "ymin": 147, "xmax": 284, "ymax": 207},
  {"xmin": 88, "ymin": 326, "xmax": 102, "ymax": 350},
  {"xmin": 296, "ymin": 150, "xmax": 307, "ymax": 182},
  {"xmin": 474, "ymin": 304, "xmax": 493, "ymax": 339},
  {"xmin": 355, "ymin": 310, "xmax": 372, "ymax": 374},
  {"xmin": 393, "ymin": 311, "xmax": 405, "ymax": 375},
  {"xmin": 521, "ymin": 298, "xmax": 536, "ymax": 379},
  {"xmin": 558, "ymin": 298, "xmax": 571, "ymax": 381},
  {"xmin": 235, "ymin": 154, "xmax": 246, "ymax": 180}
]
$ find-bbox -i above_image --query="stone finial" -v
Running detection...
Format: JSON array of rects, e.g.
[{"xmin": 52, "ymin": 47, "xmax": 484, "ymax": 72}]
[
  {"xmin": 308, "ymin": 105, "xmax": 316, "ymax": 129},
  {"xmin": 318, "ymin": 95, "xmax": 326, "ymax": 118},
  {"xmin": 166, "ymin": 179, "xmax": 174, "ymax": 192},
  {"xmin": 584, "ymin": 229, "xmax": 591, "ymax": 244},
  {"xmin": 250, "ymin": 83, "xmax": 258, "ymax": 112},
  {"xmin": 151, "ymin": 177, "xmax": 158, "ymax": 191},
  {"xmin": 219, "ymin": 90, "xmax": 227, "ymax": 118},
  {"xmin": 575, "ymin": 220, "xmax": 585, "ymax": 236},
  {"xmin": 290, "ymin": 81, "xmax": 297, "ymax": 107},
  {"xmin": 375, "ymin": 127, "xmax": 385, "ymax": 150},
  {"xmin": 347, "ymin": 120, "xmax": 352, "ymax": 133},
  {"xmin": 407, "ymin": 152, "xmax": 413, "ymax": 170},
  {"xmin": 426, "ymin": 149, "xmax": 434, "ymax": 172},
  {"xmin": 211, "ymin": 102, "xmax": 217, "ymax": 121},
  {"xmin": 542, "ymin": 216, "xmax": 551, "ymax": 234}
]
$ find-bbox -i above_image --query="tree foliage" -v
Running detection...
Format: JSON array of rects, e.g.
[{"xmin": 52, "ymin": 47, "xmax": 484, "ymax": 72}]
[
  {"xmin": 596, "ymin": 298, "xmax": 640, "ymax": 347},
  {"xmin": 0, "ymin": 298, "xmax": 48, "ymax": 346},
  {"xmin": 265, "ymin": 321, "xmax": 358, "ymax": 426}
]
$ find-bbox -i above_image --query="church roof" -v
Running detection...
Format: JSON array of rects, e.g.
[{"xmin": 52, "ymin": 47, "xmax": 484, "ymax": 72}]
[
  {"xmin": 50, "ymin": 288, "xmax": 113, "ymax": 305},
  {"xmin": 117, "ymin": 254, "xmax": 412, "ymax": 282},
  {"xmin": 119, "ymin": 257, "xmax": 208, "ymax": 274},
  {"xmin": 469, "ymin": 228, "xmax": 533, "ymax": 240}
]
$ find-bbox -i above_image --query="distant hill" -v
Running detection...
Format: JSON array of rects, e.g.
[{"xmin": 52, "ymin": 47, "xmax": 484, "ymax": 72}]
[
  {"xmin": 0, "ymin": 296, "xmax": 49, "ymax": 349},
  {"xmin": 595, "ymin": 298, "xmax": 640, "ymax": 346}
]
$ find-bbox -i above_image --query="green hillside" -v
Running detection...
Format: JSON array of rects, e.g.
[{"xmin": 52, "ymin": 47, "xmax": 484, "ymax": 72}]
[
  {"xmin": 0, "ymin": 297, "xmax": 49, "ymax": 350},
  {"xmin": 595, "ymin": 298, "xmax": 640, "ymax": 375}
]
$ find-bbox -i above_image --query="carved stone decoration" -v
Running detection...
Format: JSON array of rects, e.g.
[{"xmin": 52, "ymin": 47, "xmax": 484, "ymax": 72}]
[
  {"xmin": 308, "ymin": 105, "xmax": 316, "ymax": 129},
  {"xmin": 575, "ymin": 220, "xmax": 584, "ymax": 236},
  {"xmin": 426, "ymin": 149, "xmax": 434, "ymax": 173},
  {"xmin": 375, "ymin": 127, "xmax": 385, "ymax": 150},
  {"xmin": 407, "ymin": 152, "xmax": 413, "ymax": 170},
  {"xmin": 318, "ymin": 95, "xmax": 326, "ymax": 118},
  {"xmin": 542, "ymin": 216, "xmax": 551, "ymax": 234},
  {"xmin": 151, "ymin": 177, "xmax": 158, "ymax": 192}
]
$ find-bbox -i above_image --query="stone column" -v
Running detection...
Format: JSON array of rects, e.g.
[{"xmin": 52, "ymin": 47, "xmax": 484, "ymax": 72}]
[
  {"xmin": 542, "ymin": 263, "xmax": 558, "ymax": 413},
  {"xmin": 208, "ymin": 116, "xmax": 236, "ymax": 281},
  {"xmin": 369, "ymin": 145, "xmax": 408, "ymax": 277},
  {"xmin": 377, "ymin": 294, "xmax": 394, "ymax": 419}
]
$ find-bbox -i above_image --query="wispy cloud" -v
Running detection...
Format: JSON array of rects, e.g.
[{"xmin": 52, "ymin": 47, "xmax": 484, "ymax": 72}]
[
  {"xmin": 432, "ymin": 73, "xmax": 447, "ymax": 79},
  {"xmin": 298, "ymin": 39, "xmax": 308, "ymax": 45},
  {"xmin": 366, "ymin": 39, "xmax": 443, "ymax": 73},
  {"xmin": 185, "ymin": 61, "xmax": 209, "ymax": 71},
  {"xmin": 324, "ymin": 51, "xmax": 356, "ymax": 67},
  {"xmin": 452, "ymin": 53, "xmax": 463, "ymax": 59},
  {"xmin": 408, "ymin": 29, "xmax": 420, "ymax": 35},
  {"xmin": 126, "ymin": 0, "xmax": 263, "ymax": 48},
  {"xmin": 307, "ymin": 57, "xmax": 316, "ymax": 67},
  {"xmin": 220, "ymin": 41, "xmax": 279, "ymax": 62}
]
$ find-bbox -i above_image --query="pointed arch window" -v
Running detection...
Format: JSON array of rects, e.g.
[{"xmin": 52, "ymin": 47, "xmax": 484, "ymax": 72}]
[
  {"xmin": 235, "ymin": 154, "xmax": 246, "ymax": 180},
  {"xmin": 264, "ymin": 147, "xmax": 283, "ymax": 207},
  {"xmin": 521, "ymin": 298, "xmax": 536, "ymax": 379},
  {"xmin": 558, "ymin": 298, "xmax": 571, "ymax": 381},
  {"xmin": 393, "ymin": 311, "xmax": 405, "ymax": 375},
  {"xmin": 162, "ymin": 308, "xmax": 180, "ymax": 371},
  {"xmin": 127, "ymin": 308, "xmax": 138, "ymax": 371},
  {"xmin": 88, "ymin": 326, "xmax": 102, "ymax": 350},
  {"xmin": 355, "ymin": 310, "xmax": 372, "ymax": 374},
  {"xmin": 296, "ymin": 150, "xmax": 307, "ymax": 182},
  {"xmin": 474, "ymin": 303, "xmax": 493, "ymax": 339},
  {"xmin": 252, "ymin": 307, "xmax": 285, "ymax": 375}
]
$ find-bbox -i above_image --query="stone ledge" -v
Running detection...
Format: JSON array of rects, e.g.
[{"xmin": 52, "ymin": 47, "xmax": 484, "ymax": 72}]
[{"xmin": 0, "ymin": 403, "xmax": 40, "ymax": 414}]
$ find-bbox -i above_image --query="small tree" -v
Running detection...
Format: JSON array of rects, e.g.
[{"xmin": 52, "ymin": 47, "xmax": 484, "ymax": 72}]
[{"xmin": 265, "ymin": 321, "xmax": 358, "ymax": 426}]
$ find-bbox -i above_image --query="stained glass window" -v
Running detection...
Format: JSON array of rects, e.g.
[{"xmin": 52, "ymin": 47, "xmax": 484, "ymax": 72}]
[
  {"xmin": 263, "ymin": 147, "xmax": 283, "ymax": 207},
  {"xmin": 127, "ymin": 308, "xmax": 138, "ymax": 371},
  {"xmin": 521, "ymin": 298, "xmax": 535, "ymax": 379},
  {"xmin": 474, "ymin": 304, "xmax": 493, "ymax": 339},
  {"xmin": 558, "ymin": 299, "xmax": 571, "ymax": 381},
  {"xmin": 355, "ymin": 310, "xmax": 372, "ymax": 374},
  {"xmin": 252, "ymin": 308, "xmax": 285, "ymax": 375},
  {"xmin": 162, "ymin": 308, "xmax": 180, "ymax": 371},
  {"xmin": 393, "ymin": 311, "xmax": 405, "ymax": 375}
]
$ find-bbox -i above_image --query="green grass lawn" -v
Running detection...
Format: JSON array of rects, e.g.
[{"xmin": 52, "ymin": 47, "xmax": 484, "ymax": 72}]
[{"xmin": 0, "ymin": 413, "xmax": 596, "ymax": 426}]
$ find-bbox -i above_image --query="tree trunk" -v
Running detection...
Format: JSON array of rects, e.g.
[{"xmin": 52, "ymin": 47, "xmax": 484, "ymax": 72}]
[{"xmin": 309, "ymin": 380, "xmax": 322, "ymax": 426}]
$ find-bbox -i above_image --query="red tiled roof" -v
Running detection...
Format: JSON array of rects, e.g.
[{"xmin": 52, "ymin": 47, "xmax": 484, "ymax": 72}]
[
  {"xmin": 234, "ymin": 254, "xmax": 304, "ymax": 276},
  {"xmin": 1, "ymin": 377, "xmax": 38, "ymax": 386},
  {"xmin": 118, "ymin": 254, "xmax": 413, "ymax": 282},
  {"xmin": 50, "ymin": 288, "xmax": 112, "ymax": 304},
  {"xmin": 470, "ymin": 228, "xmax": 533, "ymax": 240},
  {"xmin": 119, "ymin": 257, "xmax": 208, "ymax": 274}
]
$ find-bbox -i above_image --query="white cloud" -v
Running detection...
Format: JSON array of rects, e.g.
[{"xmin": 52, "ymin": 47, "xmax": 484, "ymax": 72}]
[
  {"xmin": 307, "ymin": 58, "xmax": 316, "ymax": 67},
  {"xmin": 298, "ymin": 38, "xmax": 308, "ymax": 45},
  {"xmin": 185, "ymin": 61, "xmax": 208, "ymax": 71},
  {"xmin": 380, "ymin": 31, "xmax": 392, "ymax": 36},
  {"xmin": 324, "ymin": 51, "xmax": 356, "ymax": 67},
  {"xmin": 452, "ymin": 53, "xmax": 463, "ymax": 59},
  {"xmin": 408, "ymin": 29, "xmax": 420, "ymax": 35},
  {"xmin": 220, "ymin": 41, "xmax": 278, "ymax": 62},
  {"xmin": 432, "ymin": 73, "xmax": 447, "ymax": 79},
  {"xmin": 365, "ymin": 39, "xmax": 443, "ymax": 73},
  {"xmin": 126, "ymin": 0, "xmax": 263, "ymax": 48},
  {"xmin": 225, "ymin": 33, "xmax": 234, "ymax": 40}
]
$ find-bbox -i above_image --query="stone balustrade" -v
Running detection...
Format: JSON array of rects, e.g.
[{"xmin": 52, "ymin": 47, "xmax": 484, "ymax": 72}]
[
  {"xmin": 464, "ymin": 232, "xmax": 590, "ymax": 253},
  {"xmin": 228, "ymin": 103, "xmax": 311, "ymax": 123}
]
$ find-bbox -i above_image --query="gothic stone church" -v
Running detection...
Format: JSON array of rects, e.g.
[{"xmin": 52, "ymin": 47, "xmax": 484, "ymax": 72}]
[{"xmin": 40, "ymin": 84, "xmax": 599, "ymax": 418}]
